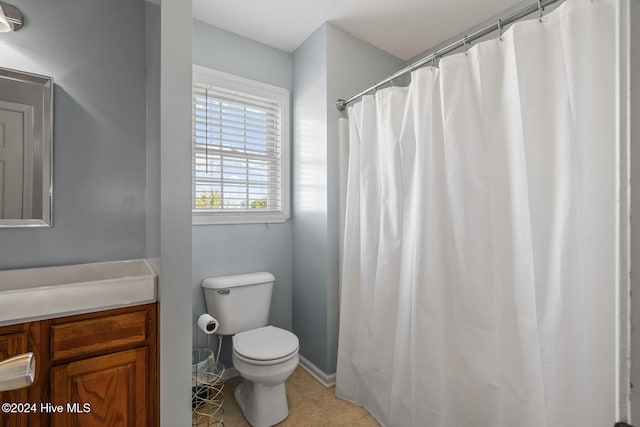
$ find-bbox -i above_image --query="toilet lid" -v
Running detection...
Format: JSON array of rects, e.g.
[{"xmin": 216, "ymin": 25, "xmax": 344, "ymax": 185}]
[{"xmin": 233, "ymin": 326, "xmax": 299, "ymax": 361}]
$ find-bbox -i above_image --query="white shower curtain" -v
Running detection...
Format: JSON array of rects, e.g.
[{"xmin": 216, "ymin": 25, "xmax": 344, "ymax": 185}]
[{"xmin": 336, "ymin": 0, "xmax": 617, "ymax": 426}]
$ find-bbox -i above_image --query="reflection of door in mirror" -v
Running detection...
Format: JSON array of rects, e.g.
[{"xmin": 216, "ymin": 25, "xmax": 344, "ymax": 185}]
[{"xmin": 0, "ymin": 100, "xmax": 33, "ymax": 220}]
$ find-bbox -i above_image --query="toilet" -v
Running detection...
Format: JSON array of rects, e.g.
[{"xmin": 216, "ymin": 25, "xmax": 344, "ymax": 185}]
[{"xmin": 202, "ymin": 272, "xmax": 299, "ymax": 427}]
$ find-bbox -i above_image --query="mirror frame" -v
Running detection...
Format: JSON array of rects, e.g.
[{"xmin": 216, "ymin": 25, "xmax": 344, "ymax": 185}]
[{"xmin": 0, "ymin": 67, "xmax": 53, "ymax": 228}]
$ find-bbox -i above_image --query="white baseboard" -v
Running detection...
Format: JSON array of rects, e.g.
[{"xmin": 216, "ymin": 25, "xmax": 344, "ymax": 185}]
[
  {"xmin": 298, "ymin": 355, "xmax": 336, "ymax": 388},
  {"xmin": 222, "ymin": 366, "xmax": 239, "ymax": 381}
]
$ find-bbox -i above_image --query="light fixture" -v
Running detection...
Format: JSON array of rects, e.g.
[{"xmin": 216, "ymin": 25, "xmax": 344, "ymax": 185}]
[{"xmin": 0, "ymin": 2, "xmax": 23, "ymax": 33}]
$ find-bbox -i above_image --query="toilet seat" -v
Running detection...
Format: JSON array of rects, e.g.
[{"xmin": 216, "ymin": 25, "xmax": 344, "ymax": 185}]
[
  {"xmin": 233, "ymin": 325, "xmax": 299, "ymax": 365},
  {"xmin": 233, "ymin": 348, "xmax": 298, "ymax": 366}
]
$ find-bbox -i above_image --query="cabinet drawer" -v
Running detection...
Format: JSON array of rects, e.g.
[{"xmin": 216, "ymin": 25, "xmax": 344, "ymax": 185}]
[{"xmin": 51, "ymin": 311, "xmax": 148, "ymax": 361}]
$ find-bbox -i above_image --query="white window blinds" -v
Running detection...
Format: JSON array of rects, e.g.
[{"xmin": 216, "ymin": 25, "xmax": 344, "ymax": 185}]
[{"xmin": 192, "ymin": 68, "xmax": 289, "ymax": 224}]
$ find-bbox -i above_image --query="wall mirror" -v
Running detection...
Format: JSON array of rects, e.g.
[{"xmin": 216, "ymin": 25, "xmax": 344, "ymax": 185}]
[{"xmin": 0, "ymin": 67, "xmax": 52, "ymax": 227}]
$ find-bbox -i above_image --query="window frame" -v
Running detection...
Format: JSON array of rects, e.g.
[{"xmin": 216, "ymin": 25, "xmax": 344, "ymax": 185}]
[{"xmin": 191, "ymin": 65, "xmax": 290, "ymax": 225}]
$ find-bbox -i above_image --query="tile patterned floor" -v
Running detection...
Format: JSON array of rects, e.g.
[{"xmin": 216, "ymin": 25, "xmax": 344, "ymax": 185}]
[{"xmin": 220, "ymin": 367, "xmax": 380, "ymax": 426}]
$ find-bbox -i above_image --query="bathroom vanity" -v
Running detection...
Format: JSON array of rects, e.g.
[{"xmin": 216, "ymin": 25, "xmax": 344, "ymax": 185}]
[
  {"xmin": 0, "ymin": 259, "xmax": 158, "ymax": 427},
  {"xmin": 0, "ymin": 304, "xmax": 157, "ymax": 427}
]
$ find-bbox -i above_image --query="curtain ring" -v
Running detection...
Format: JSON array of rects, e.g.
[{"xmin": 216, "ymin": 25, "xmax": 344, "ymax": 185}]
[
  {"xmin": 497, "ymin": 19, "xmax": 504, "ymax": 41},
  {"xmin": 431, "ymin": 53, "xmax": 437, "ymax": 68},
  {"xmin": 464, "ymin": 36, "xmax": 470, "ymax": 56},
  {"xmin": 537, "ymin": 0, "xmax": 544, "ymax": 22},
  {"xmin": 390, "ymin": 78, "xmax": 396, "ymax": 88}
]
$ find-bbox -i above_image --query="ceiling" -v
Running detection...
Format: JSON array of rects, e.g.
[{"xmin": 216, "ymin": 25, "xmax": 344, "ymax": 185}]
[{"xmin": 191, "ymin": 0, "xmax": 525, "ymax": 61}]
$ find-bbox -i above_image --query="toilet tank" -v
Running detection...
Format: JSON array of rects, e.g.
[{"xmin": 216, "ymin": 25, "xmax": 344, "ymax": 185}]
[{"xmin": 201, "ymin": 272, "xmax": 274, "ymax": 335}]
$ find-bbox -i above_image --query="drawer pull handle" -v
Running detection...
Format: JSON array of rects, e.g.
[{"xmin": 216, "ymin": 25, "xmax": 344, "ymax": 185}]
[{"xmin": 0, "ymin": 352, "xmax": 35, "ymax": 391}]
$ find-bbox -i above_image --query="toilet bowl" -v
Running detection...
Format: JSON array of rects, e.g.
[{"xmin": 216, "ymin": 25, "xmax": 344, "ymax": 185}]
[{"xmin": 232, "ymin": 325, "xmax": 299, "ymax": 427}]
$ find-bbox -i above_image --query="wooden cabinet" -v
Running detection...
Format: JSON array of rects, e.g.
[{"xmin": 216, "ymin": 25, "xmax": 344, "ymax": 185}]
[
  {"xmin": 0, "ymin": 333, "xmax": 29, "ymax": 427},
  {"xmin": 0, "ymin": 322, "xmax": 43, "ymax": 427},
  {"xmin": 0, "ymin": 304, "xmax": 157, "ymax": 427},
  {"xmin": 51, "ymin": 348, "xmax": 148, "ymax": 427}
]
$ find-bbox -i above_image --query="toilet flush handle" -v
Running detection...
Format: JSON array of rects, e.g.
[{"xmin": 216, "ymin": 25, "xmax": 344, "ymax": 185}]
[{"xmin": 217, "ymin": 289, "xmax": 230, "ymax": 295}]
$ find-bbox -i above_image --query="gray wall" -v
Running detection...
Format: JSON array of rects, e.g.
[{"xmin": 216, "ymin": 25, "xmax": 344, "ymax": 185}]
[
  {"xmin": 144, "ymin": 2, "xmax": 193, "ymax": 424},
  {"xmin": 191, "ymin": 20, "xmax": 293, "ymax": 367},
  {"xmin": 193, "ymin": 20, "xmax": 292, "ymax": 90},
  {"xmin": 0, "ymin": 0, "xmax": 147, "ymax": 269},
  {"xmin": 159, "ymin": 0, "xmax": 193, "ymax": 424},
  {"xmin": 292, "ymin": 23, "xmax": 404, "ymax": 374},
  {"xmin": 292, "ymin": 25, "xmax": 330, "ymax": 372},
  {"xmin": 628, "ymin": 0, "xmax": 640, "ymax": 422},
  {"xmin": 146, "ymin": 2, "xmax": 161, "ymax": 268}
]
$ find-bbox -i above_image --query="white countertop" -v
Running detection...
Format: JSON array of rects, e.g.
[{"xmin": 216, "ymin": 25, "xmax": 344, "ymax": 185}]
[{"xmin": 0, "ymin": 259, "xmax": 157, "ymax": 326}]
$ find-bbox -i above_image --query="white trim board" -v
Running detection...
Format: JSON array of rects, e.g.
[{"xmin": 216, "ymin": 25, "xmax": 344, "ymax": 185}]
[{"xmin": 298, "ymin": 355, "xmax": 336, "ymax": 388}]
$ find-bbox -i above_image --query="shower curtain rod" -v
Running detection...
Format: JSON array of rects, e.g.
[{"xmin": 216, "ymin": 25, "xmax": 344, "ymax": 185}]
[{"xmin": 336, "ymin": 0, "xmax": 563, "ymax": 112}]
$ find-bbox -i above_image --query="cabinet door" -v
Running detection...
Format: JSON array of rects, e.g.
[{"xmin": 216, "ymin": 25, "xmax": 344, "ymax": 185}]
[
  {"xmin": 50, "ymin": 348, "xmax": 147, "ymax": 427},
  {"xmin": 0, "ymin": 333, "xmax": 28, "ymax": 427}
]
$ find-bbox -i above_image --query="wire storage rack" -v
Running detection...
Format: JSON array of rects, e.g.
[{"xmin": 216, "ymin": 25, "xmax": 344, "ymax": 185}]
[{"xmin": 192, "ymin": 348, "xmax": 225, "ymax": 426}]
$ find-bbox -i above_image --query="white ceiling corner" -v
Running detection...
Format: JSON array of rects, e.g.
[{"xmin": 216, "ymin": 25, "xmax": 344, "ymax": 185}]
[{"xmin": 191, "ymin": 0, "xmax": 525, "ymax": 60}]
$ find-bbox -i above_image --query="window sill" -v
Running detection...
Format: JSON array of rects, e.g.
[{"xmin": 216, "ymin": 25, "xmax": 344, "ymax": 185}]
[{"xmin": 192, "ymin": 212, "xmax": 290, "ymax": 225}]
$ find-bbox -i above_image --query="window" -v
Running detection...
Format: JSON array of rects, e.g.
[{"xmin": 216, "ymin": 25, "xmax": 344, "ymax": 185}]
[{"xmin": 192, "ymin": 66, "xmax": 290, "ymax": 224}]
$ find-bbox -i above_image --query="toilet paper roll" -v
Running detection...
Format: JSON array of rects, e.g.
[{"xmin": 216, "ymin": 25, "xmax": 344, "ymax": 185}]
[{"xmin": 197, "ymin": 314, "xmax": 219, "ymax": 334}]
